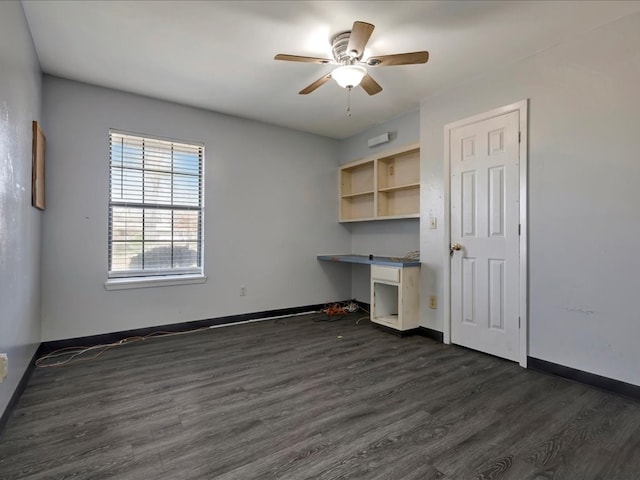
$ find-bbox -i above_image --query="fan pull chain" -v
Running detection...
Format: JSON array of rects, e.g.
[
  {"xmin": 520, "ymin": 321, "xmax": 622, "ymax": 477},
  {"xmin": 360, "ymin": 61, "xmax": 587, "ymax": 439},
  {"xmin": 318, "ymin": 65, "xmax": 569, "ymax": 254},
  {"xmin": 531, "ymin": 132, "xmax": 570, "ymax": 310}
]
[{"xmin": 346, "ymin": 86, "xmax": 352, "ymax": 117}]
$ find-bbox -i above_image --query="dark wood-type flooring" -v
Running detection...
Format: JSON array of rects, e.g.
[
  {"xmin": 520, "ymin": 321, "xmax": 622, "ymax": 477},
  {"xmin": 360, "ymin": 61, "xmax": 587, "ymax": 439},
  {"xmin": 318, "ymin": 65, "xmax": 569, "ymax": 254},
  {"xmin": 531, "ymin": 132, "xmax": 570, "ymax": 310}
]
[{"xmin": 1, "ymin": 312, "xmax": 639, "ymax": 479}]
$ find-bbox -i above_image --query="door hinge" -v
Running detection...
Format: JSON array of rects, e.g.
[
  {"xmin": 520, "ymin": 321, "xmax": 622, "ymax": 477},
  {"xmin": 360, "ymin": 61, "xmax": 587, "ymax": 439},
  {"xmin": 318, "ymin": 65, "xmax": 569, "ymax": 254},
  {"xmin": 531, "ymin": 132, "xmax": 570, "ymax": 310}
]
[
  {"xmin": 518, "ymin": 131, "xmax": 521, "ymax": 143},
  {"xmin": 519, "ymin": 317, "xmax": 521, "ymax": 329},
  {"xmin": 518, "ymin": 224, "xmax": 521, "ymax": 236}
]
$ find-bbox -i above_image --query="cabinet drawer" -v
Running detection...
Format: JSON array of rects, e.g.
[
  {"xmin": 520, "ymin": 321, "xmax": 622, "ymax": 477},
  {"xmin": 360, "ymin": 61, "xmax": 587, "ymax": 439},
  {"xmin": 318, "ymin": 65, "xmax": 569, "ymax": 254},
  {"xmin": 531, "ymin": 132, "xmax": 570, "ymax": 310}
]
[{"xmin": 371, "ymin": 265, "xmax": 400, "ymax": 283}]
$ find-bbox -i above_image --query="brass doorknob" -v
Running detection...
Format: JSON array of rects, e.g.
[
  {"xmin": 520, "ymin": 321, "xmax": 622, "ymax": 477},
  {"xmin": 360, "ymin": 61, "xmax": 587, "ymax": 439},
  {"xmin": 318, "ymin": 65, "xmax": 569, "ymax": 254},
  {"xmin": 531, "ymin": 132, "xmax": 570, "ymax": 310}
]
[{"xmin": 450, "ymin": 243, "xmax": 463, "ymax": 256}]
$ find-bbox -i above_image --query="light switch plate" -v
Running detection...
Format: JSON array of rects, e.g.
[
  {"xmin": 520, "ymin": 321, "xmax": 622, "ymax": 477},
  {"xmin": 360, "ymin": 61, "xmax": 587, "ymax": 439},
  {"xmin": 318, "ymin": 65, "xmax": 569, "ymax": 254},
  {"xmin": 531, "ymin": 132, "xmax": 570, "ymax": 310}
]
[
  {"xmin": 429, "ymin": 296, "xmax": 438, "ymax": 309},
  {"xmin": 0, "ymin": 353, "xmax": 8, "ymax": 383}
]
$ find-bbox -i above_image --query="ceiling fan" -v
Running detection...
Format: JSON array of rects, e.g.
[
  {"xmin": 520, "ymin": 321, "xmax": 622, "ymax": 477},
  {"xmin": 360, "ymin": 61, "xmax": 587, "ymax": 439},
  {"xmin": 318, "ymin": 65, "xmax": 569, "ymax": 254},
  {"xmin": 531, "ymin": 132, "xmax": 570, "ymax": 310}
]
[{"xmin": 274, "ymin": 21, "xmax": 429, "ymax": 96}]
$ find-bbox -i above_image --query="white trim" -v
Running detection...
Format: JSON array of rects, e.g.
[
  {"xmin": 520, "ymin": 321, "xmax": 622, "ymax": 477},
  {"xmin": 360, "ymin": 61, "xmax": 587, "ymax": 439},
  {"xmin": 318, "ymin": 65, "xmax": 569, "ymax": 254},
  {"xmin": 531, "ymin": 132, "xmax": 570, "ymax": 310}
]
[
  {"xmin": 518, "ymin": 100, "xmax": 529, "ymax": 368},
  {"xmin": 107, "ymin": 129, "xmax": 205, "ymax": 280},
  {"xmin": 104, "ymin": 274, "xmax": 207, "ymax": 291},
  {"xmin": 109, "ymin": 128, "xmax": 204, "ymax": 147},
  {"xmin": 443, "ymin": 99, "xmax": 529, "ymax": 366},
  {"xmin": 442, "ymin": 126, "xmax": 452, "ymax": 345}
]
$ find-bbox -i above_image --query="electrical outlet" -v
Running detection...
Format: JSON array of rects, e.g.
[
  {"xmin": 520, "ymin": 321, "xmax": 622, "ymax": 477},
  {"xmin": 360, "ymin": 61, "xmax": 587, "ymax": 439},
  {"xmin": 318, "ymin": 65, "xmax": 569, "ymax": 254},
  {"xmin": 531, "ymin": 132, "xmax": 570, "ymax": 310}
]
[
  {"xmin": 0, "ymin": 353, "xmax": 7, "ymax": 383},
  {"xmin": 240, "ymin": 286, "xmax": 247, "ymax": 297},
  {"xmin": 429, "ymin": 296, "xmax": 437, "ymax": 309}
]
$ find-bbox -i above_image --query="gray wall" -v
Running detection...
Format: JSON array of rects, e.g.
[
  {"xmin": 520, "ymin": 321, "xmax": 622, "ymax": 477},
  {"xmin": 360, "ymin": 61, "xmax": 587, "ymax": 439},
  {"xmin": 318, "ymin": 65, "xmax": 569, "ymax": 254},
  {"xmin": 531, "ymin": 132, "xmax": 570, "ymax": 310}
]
[
  {"xmin": 338, "ymin": 110, "xmax": 420, "ymax": 302},
  {"xmin": 420, "ymin": 12, "xmax": 640, "ymax": 385},
  {"xmin": 41, "ymin": 77, "xmax": 351, "ymax": 341},
  {"xmin": 0, "ymin": 1, "xmax": 42, "ymax": 417}
]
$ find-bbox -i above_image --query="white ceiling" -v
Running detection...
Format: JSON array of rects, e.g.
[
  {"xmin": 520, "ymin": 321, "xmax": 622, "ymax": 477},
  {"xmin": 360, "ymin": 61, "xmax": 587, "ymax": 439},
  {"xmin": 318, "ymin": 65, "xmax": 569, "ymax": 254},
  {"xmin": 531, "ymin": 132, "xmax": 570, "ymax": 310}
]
[{"xmin": 21, "ymin": 0, "xmax": 640, "ymax": 139}]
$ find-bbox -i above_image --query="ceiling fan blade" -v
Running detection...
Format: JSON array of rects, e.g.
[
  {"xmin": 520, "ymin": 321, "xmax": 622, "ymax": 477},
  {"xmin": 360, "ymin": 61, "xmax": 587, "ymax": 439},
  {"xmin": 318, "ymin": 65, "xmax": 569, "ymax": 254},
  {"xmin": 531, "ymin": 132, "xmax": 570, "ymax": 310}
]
[
  {"xmin": 274, "ymin": 54, "xmax": 333, "ymax": 64},
  {"xmin": 347, "ymin": 21, "xmax": 375, "ymax": 58},
  {"xmin": 366, "ymin": 51, "xmax": 429, "ymax": 67},
  {"xmin": 299, "ymin": 74, "xmax": 332, "ymax": 95},
  {"xmin": 360, "ymin": 74, "xmax": 382, "ymax": 96}
]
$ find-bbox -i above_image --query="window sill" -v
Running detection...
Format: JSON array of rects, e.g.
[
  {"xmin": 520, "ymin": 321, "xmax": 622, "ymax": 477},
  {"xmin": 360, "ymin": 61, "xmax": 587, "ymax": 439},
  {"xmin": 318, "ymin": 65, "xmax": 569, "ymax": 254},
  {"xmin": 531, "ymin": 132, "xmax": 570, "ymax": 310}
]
[{"xmin": 104, "ymin": 274, "xmax": 207, "ymax": 291}]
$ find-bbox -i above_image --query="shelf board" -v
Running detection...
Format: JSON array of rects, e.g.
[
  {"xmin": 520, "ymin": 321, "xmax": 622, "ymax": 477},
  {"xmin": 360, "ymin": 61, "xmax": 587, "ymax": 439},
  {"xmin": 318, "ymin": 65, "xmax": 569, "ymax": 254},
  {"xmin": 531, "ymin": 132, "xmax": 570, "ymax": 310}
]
[
  {"xmin": 341, "ymin": 190, "xmax": 375, "ymax": 199},
  {"xmin": 372, "ymin": 314, "xmax": 399, "ymax": 327},
  {"xmin": 340, "ymin": 214, "xmax": 419, "ymax": 223},
  {"xmin": 339, "ymin": 216, "xmax": 377, "ymax": 223},
  {"xmin": 378, "ymin": 182, "xmax": 420, "ymax": 193},
  {"xmin": 375, "ymin": 213, "xmax": 420, "ymax": 220}
]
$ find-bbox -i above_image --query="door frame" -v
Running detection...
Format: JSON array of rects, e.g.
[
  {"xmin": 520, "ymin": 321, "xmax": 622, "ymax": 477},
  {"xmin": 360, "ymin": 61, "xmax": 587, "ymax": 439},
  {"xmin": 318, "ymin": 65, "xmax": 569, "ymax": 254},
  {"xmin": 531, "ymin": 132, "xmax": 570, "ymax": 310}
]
[{"xmin": 442, "ymin": 100, "xmax": 529, "ymax": 367}]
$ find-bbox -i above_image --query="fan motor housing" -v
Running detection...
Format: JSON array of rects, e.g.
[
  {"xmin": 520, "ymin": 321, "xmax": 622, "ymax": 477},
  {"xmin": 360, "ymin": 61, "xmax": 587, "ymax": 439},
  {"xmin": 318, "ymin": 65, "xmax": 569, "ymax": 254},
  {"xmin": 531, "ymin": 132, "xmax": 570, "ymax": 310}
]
[{"xmin": 331, "ymin": 31, "xmax": 358, "ymax": 64}]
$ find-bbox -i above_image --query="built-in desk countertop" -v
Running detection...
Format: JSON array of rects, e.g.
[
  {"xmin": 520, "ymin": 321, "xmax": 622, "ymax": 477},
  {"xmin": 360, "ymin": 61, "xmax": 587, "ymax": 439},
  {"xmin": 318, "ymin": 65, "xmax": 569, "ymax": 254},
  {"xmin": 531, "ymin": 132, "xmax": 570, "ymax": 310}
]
[{"xmin": 317, "ymin": 254, "xmax": 420, "ymax": 268}]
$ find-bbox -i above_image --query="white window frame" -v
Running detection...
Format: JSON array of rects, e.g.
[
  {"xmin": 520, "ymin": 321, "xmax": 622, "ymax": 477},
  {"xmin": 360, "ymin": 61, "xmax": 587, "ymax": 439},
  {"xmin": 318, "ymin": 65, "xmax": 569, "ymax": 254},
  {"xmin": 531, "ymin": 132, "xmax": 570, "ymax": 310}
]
[{"xmin": 105, "ymin": 129, "xmax": 206, "ymax": 290}]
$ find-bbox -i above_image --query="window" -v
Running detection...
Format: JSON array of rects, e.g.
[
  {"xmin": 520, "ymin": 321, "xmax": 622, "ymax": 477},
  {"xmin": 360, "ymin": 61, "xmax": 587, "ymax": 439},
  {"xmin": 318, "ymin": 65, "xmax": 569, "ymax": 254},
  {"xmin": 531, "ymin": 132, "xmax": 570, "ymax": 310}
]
[{"xmin": 108, "ymin": 130, "xmax": 204, "ymax": 281}]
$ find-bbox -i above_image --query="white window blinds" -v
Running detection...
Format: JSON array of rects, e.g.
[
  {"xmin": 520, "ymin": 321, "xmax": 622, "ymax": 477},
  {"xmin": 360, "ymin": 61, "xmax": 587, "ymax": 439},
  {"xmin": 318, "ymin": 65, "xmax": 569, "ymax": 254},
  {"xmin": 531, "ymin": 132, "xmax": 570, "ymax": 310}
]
[{"xmin": 108, "ymin": 130, "xmax": 204, "ymax": 278}]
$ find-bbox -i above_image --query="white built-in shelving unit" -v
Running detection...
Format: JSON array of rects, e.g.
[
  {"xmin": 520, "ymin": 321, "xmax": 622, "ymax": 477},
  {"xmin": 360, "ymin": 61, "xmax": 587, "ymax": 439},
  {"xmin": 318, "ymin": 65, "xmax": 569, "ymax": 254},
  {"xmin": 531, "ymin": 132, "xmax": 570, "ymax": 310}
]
[{"xmin": 339, "ymin": 143, "xmax": 420, "ymax": 222}]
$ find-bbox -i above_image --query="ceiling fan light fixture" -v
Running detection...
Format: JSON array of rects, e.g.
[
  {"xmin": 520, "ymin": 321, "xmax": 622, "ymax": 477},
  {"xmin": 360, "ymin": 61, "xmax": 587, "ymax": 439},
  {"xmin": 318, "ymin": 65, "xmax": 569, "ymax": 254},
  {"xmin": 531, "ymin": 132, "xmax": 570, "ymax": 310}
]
[{"xmin": 332, "ymin": 65, "xmax": 367, "ymax": 89}]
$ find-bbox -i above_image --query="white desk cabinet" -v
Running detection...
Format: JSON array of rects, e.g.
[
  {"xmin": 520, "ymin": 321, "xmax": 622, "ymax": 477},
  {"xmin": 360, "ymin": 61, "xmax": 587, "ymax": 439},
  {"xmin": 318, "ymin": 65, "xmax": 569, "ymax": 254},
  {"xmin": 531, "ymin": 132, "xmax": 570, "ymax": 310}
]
[
  {"xmin": 370, "ymin": 264, "xmax": 420, "ymax": 332},
  {"xmin": 317, "ymin": 254, "xmax": 421, "ymax": 333}
]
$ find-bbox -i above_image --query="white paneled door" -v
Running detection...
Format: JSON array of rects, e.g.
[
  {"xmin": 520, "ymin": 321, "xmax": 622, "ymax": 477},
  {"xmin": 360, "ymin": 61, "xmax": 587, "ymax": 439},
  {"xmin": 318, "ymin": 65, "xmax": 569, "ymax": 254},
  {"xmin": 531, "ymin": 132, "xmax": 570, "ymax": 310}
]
[{"xmin": 450, "ymin": 110, "xmax": 521, "ymax": 362}]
